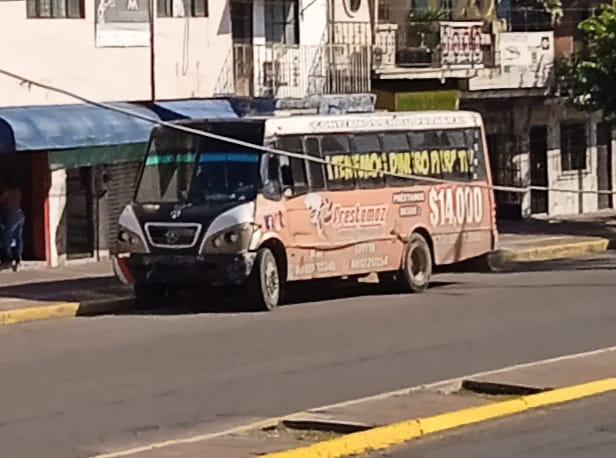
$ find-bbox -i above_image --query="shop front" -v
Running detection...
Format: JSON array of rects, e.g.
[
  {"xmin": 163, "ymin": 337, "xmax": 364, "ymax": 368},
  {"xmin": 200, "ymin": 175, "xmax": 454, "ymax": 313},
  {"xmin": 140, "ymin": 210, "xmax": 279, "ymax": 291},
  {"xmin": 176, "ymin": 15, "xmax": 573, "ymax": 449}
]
[{"xmin": 0, "ymin": 99, "xmax": 238, "ymax": 266}]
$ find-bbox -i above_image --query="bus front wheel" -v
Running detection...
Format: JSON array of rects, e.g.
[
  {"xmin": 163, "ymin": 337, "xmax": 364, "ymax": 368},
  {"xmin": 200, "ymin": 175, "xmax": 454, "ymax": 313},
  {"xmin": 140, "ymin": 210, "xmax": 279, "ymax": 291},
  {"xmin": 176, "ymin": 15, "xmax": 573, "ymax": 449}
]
[
  {"xmin": 401, "ymin": 233, "xmax": 432, "ymax": 293},
  {"xmin": 249, "ymin": 247, "xmax": 283, "ymax": 311}
]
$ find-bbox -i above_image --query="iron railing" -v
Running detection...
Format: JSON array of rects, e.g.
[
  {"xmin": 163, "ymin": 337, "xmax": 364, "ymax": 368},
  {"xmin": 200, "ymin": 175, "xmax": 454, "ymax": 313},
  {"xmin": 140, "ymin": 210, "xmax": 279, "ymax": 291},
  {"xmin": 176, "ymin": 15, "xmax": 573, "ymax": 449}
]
[
  {"xmin": 374, "ymin": 21, "xmax": 493, "ymax": 70},
  {"xmin": 214, "ymin": 43, "xmax": 371, "ymax": 99}
]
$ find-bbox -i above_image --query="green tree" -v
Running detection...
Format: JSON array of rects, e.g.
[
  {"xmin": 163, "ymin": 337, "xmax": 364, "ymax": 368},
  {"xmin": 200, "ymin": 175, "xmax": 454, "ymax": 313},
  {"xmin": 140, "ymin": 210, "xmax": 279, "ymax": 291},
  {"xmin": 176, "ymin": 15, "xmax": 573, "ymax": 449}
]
[{"xmin": 562, "ymin": 4, "xmax": 616, "ymax": 119}]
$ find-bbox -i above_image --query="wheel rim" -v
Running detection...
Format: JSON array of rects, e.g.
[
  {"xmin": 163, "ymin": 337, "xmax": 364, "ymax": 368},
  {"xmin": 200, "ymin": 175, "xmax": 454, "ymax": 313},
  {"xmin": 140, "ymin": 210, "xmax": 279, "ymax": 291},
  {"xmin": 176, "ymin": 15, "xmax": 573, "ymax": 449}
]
[
  {"xmin": 263, "ymin": 255, "xmax": 279, "ymax": 304},
  {"xmin": 408, "ymin": 244, "xmax": 428, "ymax": 284}
]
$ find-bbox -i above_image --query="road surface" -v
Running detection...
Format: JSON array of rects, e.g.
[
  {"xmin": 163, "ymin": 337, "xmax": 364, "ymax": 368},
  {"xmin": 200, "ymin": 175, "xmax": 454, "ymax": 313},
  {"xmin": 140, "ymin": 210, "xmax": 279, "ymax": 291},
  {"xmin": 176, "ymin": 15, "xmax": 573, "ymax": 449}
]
[
  {"xmin": 0, "ymin": 253, "xmax": 615, "ymax": 457},
  {"xmin": 372, "ymin": 392, "xmax": 616, "ymax": 458}
]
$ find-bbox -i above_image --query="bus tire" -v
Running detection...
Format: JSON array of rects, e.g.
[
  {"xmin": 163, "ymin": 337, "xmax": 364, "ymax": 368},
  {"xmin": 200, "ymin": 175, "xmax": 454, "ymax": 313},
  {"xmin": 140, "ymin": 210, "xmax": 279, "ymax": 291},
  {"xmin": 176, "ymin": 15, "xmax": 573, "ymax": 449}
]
[
  {"xmin": 249, "ymin": 247, "xmax": 283, "ymax": 311},
  {"xmin": 401, "ymin": 233, "xmax": 432, "ymax": 293}
]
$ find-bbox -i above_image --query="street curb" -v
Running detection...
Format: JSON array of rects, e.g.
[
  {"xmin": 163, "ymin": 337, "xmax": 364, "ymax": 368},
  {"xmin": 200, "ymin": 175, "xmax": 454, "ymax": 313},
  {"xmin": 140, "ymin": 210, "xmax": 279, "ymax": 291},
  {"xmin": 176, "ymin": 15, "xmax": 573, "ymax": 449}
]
[
  {"xmin": 0, "ymin": 296, "xmax": 135, "ymax": 326},
  {"xmin": 489, "ymin": 238, "xmax": 609, "ymax": 268},
  {"xmin": 263, "ymin": 378, "xmax": 616, "ymax": 458}
]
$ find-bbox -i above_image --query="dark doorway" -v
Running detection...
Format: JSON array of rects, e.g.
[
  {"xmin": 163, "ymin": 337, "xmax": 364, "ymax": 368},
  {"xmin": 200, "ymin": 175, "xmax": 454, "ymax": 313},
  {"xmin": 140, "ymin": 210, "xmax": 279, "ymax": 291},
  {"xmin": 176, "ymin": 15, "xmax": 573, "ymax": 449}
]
[
  {"xmin": 529, "ymin": 126, "xmax": 549, "ymax": 214},
  {"xmin": 0, "ymin": 152, "xmax": 50, "ymax": 261},
  {"xmin": 230, "ymin": 0, "xmax": 254, "ymax": 97},
  {"xmin": 66, "ymin": 167, "xmax": 94, "ymax": 259},
  {"xmin": 597, "ymin": 121, "xmax": 613, "ymax": 209}
]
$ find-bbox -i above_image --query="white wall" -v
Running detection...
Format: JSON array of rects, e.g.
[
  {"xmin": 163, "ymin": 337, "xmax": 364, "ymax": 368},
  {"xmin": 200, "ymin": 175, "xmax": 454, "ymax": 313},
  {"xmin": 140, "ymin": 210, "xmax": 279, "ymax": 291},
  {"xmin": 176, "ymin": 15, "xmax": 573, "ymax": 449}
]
[
  {"xmin": 525, "ymin": 103, "xmax": 600, "ymax": 216},
  {"xmin": 300, "ymin": 0, "xmax": 328, "ymax": 45},
  {"xmin": 0, "ymin": 0, "xmax": 232, "ymax": 107}
]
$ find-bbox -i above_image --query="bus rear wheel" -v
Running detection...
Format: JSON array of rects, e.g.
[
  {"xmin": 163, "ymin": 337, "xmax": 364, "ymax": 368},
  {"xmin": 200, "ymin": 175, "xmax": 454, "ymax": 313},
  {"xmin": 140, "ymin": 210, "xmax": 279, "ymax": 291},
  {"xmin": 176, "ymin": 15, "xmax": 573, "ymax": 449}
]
[
  {"xmin": 401, "ymin": 233, "xmax": 432, "ymax": 293},
  {"xmin": 249, "ymin": 247, "xmax": 283, "ymax": 311}
]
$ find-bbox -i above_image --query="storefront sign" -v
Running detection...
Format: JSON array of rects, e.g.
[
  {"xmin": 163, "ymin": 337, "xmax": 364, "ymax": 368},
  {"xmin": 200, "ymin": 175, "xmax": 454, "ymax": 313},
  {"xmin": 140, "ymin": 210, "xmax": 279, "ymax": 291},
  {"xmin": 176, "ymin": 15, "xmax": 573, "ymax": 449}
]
[
  {"xmin": 468, "ymin": 31, "xmax": 554, "ymax": 90},
  {"xmin": 499, "ymin": 32, "xmax": 554, "ymax": 73},
  {"xmin": 95, "ymin": 0, "xmax": 150, "ymax": 47},
  {"xmin": 440, "ymin": 22, "xmax": 485, "ymax": 68}
]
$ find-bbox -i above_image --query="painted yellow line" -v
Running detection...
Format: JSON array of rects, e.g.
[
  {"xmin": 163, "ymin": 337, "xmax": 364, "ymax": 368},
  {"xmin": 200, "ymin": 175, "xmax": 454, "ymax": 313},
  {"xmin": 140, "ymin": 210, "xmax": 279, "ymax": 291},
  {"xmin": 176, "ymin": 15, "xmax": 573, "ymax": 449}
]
[
  {"xmin": 264, "ymin": 378, "xmax": 616, "ymax": 458},
  {"xmin": 0, "ymin": 302, "xmax": 79, "ymax": 326},
  {"xmin": 496, "ymin": 239, "xmax": 609, "ymax": 264}
]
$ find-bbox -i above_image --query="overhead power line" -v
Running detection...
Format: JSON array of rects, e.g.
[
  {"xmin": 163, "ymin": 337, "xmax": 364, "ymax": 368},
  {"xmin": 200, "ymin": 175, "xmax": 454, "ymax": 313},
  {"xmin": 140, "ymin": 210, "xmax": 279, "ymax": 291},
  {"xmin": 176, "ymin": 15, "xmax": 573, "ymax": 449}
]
[{"xmin": 0, "ymin": 66, "xmax": 613, "ymax": 196}]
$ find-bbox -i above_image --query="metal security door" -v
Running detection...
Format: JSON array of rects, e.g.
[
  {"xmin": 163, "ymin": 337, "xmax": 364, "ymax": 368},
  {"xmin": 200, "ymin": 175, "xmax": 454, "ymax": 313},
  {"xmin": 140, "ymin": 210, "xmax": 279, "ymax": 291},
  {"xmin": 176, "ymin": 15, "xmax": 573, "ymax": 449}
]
[{"xmin": 529, "ymin": 126, "xmax": 548, "ymax": 214}]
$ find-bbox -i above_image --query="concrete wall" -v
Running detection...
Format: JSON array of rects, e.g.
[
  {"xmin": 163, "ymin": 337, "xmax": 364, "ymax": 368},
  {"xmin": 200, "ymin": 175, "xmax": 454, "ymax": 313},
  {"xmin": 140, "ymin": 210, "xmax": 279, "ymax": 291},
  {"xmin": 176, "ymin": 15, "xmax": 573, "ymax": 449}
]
[
  {"xmin": 0, "ymin": 0, "xmax": 232, "ymax": 107},
  {"xmin": 528, "ymin": 102, "xmax": 601, "ymax": 216},
  {"xmin": 302, "ymin": 0, "xmax": 329, "ymax": 45},
  {"xmin": 464, "ymin": 97, "xmax": 609, "ymax": 217}
]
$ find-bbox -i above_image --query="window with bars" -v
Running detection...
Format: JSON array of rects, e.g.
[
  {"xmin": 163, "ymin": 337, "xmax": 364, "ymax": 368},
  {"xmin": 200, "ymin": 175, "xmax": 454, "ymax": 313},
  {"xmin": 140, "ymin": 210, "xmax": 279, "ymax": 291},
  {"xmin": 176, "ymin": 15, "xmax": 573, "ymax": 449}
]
[
  {"xmin": 265, "ymin": 0, "xmax": 299, "ymax": 45},
  {"xmin": 158, "ymin": 0, "xmax": 208, "ymax": 17},
  {"xmin": 560, "ymin": 122, "xmax": 587, "ymax": 171},
  {"xmin": 27, "ymin": 0, "xmax": 83, "ymax": 18}
]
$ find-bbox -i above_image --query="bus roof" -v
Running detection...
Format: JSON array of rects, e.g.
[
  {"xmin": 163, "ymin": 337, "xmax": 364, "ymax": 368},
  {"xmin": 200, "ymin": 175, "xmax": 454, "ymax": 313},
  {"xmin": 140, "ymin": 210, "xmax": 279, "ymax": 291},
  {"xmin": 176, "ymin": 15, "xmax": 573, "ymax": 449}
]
[{"xmin": 262, "ymin": 111, "xmax": 483, "ymax": 138}]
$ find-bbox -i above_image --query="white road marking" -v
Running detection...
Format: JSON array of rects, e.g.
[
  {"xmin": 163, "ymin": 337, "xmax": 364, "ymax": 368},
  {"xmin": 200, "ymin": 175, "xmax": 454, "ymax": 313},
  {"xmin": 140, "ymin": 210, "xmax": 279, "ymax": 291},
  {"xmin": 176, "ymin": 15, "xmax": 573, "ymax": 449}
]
[{"xmin": 92, "ymin": 344, "xmax": 616, "ymax": 458}]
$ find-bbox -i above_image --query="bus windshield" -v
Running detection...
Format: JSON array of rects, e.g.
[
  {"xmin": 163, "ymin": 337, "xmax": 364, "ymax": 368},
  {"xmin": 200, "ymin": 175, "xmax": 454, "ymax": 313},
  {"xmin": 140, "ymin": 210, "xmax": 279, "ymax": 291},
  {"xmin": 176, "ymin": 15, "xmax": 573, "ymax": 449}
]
[{"xmin": 136, "ymin": 130, "xmax": 260, "ymax": 204}]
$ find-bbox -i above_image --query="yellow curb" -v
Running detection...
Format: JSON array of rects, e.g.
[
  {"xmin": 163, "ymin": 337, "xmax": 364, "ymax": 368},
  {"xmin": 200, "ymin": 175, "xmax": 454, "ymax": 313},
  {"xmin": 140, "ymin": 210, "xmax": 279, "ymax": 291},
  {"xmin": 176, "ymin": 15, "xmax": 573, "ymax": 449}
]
[
  {"xmin": 0, "ymin": 302, "xmax": 79, "ymax": 326},
  {"xmin": 494, "ymin": 238, "xmax": 609, "ymax": 264},
  {"xmin": 263, "ymin": 378, "xmax": 616, "ymax": 458}
]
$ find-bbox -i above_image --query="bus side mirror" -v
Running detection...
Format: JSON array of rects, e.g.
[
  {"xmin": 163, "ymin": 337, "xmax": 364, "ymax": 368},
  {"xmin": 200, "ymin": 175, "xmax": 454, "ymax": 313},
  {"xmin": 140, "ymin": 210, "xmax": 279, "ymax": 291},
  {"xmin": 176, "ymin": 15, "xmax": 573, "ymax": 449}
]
[{"xmin": 281, "ymin": 165, "xmax": 294, "ymax": 187}]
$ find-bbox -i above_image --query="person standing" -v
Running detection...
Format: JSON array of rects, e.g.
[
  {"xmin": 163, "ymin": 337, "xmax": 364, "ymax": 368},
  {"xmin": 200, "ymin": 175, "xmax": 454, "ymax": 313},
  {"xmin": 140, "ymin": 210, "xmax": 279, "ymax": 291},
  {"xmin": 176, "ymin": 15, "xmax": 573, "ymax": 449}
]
[{"xmin": 0, "ymin": 176, "xmax": 24, "ymax": 271}]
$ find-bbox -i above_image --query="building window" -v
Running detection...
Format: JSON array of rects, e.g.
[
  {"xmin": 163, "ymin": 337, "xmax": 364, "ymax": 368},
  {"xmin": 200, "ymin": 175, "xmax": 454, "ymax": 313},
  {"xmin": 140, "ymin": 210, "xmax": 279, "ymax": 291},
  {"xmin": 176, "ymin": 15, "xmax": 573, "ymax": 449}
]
[
  {"xmin": 27, "ymin": 0, "xmax": 83, "ymax": 18},
  {"xmin": 158, "ymin": 0, "xmax": 208, "ymax": 17},
  {"xmin": 560, "ymin": 122, "xmax": 587, "ymax": 171},
  {"xmin": 265, "ymin": 0, "xmax": 299, "ymax": 45}
]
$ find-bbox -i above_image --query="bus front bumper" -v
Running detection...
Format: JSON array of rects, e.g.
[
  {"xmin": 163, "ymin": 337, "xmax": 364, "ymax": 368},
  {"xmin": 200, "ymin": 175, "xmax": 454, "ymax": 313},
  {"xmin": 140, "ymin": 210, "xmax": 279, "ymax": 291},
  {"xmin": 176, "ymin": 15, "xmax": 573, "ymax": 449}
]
[{"xmin": 113, "ymin": 253, "xmax": 257, "ymax": 286}]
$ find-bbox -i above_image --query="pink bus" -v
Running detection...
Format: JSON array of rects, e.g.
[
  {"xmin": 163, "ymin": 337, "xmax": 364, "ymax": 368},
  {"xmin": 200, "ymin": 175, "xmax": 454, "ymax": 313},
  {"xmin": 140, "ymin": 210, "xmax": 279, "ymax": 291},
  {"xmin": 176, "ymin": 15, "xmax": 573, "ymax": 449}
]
[{"xmin": 113, "ymin": 111, "xmax": 497, "ymax": 310}]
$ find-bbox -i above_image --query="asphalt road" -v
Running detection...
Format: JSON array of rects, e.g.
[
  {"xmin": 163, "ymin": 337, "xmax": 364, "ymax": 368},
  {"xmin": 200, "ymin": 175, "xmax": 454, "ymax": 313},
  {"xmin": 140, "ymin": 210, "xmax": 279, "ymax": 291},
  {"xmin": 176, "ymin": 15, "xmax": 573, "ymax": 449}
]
[
  {"xmin": 373, "ymin": 392, "xmax": 616, "ymax": 458},
  {"xmin": 0, "ymin": 253, "xmax": 615, "ymax": 457}
]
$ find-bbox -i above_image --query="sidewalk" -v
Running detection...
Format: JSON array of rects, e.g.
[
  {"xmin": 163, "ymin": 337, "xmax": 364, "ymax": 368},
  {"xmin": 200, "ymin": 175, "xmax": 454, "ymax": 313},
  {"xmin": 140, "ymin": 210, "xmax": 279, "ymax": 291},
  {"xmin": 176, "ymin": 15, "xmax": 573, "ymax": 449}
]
[
  {"xmin": 0, "ymin": 211, "xmax": 614, "ymax": 326},
  {"xmin": 0, "ymin": 260, "xmax": 132, "ymax": 324},
  {"xmin": 492, "ymin": 210, "xmax": 616, "ymax": 266}
]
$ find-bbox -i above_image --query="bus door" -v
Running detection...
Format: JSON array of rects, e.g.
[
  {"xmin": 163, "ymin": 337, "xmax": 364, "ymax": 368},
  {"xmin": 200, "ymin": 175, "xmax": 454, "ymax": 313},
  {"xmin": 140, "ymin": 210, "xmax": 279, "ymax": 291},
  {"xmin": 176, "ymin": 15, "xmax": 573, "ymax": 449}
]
[{"xmin": 269, "ymin": 137, "xmax": 320, "ymax": 279}]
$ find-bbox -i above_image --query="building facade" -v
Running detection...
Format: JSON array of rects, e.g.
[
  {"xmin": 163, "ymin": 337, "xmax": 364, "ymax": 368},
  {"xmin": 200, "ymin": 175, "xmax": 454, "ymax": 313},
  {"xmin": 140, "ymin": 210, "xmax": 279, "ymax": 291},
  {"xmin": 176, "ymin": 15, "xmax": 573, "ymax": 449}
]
[
  {"xmin": 371, "ymin": 0, "xmax": 616, "ymax": 218},
  {"xmin": 0, "ymin": 0, "xmax": 373, "ymax": 266}
]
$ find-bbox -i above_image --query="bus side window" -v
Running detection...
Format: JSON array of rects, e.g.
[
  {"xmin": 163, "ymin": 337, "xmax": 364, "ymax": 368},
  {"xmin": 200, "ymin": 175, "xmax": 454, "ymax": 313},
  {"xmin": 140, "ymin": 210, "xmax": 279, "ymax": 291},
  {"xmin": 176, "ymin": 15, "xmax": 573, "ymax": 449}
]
[
  {"xmin": 465, "ymin": 128, "xmax": 487, "ymax": 182},
  {"xmin": 407, "ymin": 130, "xmax": 443, "ymax": 183},
  {"xmin": 304, "ymin": 136, "xmax": 326, "ymax": 191},
  {"xmin": 321, "ymin": 135, "xmax": 354, "ymax": 191},
  {"xmin": 381, "ymin": 132, "xmax": 412, "ymax": 187},
  {"xmin": 277, "ymin": 136, "xmax": 308, "ymax": 196},
  {"xmin": 350, "ymin": 134, "xmax": 384, "ymax": 189}
]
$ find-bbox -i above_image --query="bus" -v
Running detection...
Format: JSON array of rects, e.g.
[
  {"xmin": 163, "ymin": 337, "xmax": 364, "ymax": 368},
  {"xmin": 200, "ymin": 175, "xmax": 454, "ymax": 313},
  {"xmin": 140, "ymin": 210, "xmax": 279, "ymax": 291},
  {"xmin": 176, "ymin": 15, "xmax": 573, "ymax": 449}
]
[{"xmin": 113, "ymin": 111, "xmax": 497, "ymax": 310}]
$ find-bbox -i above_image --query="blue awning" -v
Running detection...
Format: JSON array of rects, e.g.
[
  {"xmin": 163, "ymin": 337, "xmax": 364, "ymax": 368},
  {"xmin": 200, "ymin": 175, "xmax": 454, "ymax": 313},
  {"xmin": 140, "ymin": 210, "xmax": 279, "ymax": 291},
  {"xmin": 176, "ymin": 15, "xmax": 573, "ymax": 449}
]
[
  {"xmin": 149, "ymin": 99, "xmax": 238, "ymax": 121},
  {"xmin": 0, "ymin": 99, "xmax": 239, "ymax": 154},
  {"xmin": 0, "ymin": 102, "xmax": 161, "ymax": 154}
]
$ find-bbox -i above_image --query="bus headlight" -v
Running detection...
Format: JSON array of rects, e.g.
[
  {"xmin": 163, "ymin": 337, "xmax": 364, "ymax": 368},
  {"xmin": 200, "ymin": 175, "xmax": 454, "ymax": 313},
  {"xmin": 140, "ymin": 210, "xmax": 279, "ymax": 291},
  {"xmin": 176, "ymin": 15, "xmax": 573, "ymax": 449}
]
[
  {"xmin": 118, "ymin": 227, "xmax": 147, "ymax": 253},
  {"xmin": 202, "ymin": 223, "xmax": 254, "ymax": 254}
]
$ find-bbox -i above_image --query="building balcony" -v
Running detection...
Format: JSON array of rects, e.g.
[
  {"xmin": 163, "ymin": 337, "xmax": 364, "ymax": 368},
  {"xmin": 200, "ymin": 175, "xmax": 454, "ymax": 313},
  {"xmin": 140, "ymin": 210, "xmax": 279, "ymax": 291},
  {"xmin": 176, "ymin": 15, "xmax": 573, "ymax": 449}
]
[
  {"xmin": 374, "ymin": 21, "xmax": 493, "ymax": 79},
  {"xmin": 214, "ymin": 43, "xmax": 371, "ymax": 100},
  {"xmin": 374, "ymin": 21, "xmax": 555, "ymax": 92}
]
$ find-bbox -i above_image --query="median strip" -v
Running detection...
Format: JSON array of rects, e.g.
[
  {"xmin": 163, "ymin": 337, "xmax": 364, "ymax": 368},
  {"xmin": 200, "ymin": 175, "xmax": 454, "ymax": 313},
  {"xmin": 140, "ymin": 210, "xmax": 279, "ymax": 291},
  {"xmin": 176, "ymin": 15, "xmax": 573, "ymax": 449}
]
[{"xmin": 263, "ymin": 378, "xmax": 616, "ymax": 458}]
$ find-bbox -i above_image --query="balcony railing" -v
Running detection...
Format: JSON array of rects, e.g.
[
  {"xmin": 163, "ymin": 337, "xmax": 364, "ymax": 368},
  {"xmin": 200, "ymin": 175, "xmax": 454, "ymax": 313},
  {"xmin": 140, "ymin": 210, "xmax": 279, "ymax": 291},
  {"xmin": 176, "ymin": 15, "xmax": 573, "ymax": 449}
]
[
  {"xmin": 374, "ymin": 21, "xmax": 493, "ymax": 70},
  {"xmin": 215, "ymin": 43, "xmax": 371, "ymax": 99}
]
